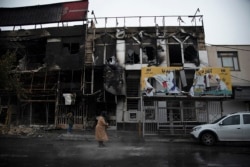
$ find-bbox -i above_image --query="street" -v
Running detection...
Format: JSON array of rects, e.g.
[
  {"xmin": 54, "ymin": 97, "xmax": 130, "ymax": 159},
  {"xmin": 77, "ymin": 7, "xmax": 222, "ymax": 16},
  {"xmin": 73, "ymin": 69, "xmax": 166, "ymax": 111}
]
[{"xmin": 0, "ymin": 136, "xmax": 250, "ymax": 167}]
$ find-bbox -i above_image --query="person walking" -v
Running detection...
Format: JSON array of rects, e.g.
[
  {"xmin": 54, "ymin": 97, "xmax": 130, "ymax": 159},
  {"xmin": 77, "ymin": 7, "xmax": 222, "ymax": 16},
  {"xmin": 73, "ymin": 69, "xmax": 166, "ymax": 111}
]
[
  {"xmin": 95, "ymin": 111, "xmax": 109, "ymax": 147},
  {"xmin": 67, "ymin": 112, "xmax": 74, "ymax": 134}
]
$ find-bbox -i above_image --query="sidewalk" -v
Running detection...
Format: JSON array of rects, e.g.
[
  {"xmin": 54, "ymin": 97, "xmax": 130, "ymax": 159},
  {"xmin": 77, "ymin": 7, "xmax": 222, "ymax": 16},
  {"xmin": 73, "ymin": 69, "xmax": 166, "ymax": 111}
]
[
  {"xmin": 0, "ymin": 128, "xmax": 194, "ymax": 143},
  {"xmin": 56, "ymin": 129, "xmax": 193, "ymax": 143}
]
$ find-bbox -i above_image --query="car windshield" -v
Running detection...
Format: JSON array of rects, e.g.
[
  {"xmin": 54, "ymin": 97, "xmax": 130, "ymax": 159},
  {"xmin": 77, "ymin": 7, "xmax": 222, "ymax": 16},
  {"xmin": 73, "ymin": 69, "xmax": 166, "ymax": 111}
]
[{"xmin": 211, "ymin": 116, "xmax": 227, "ymax": 124}]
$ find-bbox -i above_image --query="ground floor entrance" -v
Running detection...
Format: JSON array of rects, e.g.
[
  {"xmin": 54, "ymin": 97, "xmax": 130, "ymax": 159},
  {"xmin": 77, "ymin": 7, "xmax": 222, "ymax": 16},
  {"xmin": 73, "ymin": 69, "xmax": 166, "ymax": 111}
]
[{"xmin": 142, "ymin": 96, "xmax": 225, "ymax": 136}]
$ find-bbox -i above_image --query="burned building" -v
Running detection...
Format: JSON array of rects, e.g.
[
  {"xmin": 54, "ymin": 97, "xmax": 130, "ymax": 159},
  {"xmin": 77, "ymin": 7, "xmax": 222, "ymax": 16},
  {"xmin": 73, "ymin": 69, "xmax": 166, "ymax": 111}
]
[
  {"xmin": 87, "ymin": 19, "xmax": 233, "ymax": 134},
  {"xmin": 1, "ymin": 1, "xmax": 247, "ymax": 136},
  {"xmin": 0, "ymin": 1, "xmax": 91, "ymax": 129}
]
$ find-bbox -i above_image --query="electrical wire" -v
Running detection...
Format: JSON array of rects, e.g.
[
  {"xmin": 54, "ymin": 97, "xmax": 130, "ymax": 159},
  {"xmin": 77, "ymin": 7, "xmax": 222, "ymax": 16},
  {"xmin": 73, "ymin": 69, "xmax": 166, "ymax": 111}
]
[
  {"xmin": 231, "ymin": 75, "xmax": 250, "ymax": 83},
  {"xmin": 205, "ymin": 43, "xmax": 250, "ymax": 52}
]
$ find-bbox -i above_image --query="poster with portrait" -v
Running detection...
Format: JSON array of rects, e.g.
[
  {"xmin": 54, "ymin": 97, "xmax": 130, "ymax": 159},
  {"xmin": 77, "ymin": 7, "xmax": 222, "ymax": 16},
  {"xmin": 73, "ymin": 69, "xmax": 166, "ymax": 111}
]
[
  {"xmin": 141, "ymin": 67, "xmax": 182, "ymax": 96},
  {"xmin": 190, "ymin": 67, "xmax": 232, "ymax": 96},
  {"xmin": 141, "ymin": 67, "xmax": 232, "ymax": 97}
]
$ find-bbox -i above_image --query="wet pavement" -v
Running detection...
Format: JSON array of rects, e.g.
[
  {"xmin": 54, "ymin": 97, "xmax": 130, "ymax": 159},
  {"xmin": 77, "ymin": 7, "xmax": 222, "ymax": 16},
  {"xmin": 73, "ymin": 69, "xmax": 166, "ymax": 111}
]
[
  {"xmin": 1, "ymin": 128, "xmax": 193, "ymax": 143},
  {"xmin": 1, "ymin": 129, "xmax": 250, "ymax": 167},
  {"xmin": 1, "ymin": 132, "xmax": 250, "ymax": 167},
  {"xmin": 55, "ymin": 130, "xmax": 193, "ymax": 143}
]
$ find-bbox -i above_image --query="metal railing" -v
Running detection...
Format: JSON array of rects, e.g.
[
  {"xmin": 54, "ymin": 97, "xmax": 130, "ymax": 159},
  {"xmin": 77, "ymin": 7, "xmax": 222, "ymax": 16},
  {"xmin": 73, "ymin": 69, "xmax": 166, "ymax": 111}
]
[
  {"xmin": 0, "ymin": 15, "xmax": 203, "ymax": 31},
  {"xmin": 87, "ymin": 15, "xmax": 203, "ymax": 28}
]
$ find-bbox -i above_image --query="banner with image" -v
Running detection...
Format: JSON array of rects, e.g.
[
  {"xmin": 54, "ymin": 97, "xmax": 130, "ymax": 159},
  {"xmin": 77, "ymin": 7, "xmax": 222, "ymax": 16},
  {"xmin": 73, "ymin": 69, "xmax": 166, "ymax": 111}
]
[
  {"xmin": 141, "ymin": 67, "xmax": 232, "ymax": 97},
  {"xmin": 141, "ymin": 67, "xmax": 182, "ymax": 96},
  {"xmin": 190, "ymin": 67, "xmax": 232, "ymax": 96}
]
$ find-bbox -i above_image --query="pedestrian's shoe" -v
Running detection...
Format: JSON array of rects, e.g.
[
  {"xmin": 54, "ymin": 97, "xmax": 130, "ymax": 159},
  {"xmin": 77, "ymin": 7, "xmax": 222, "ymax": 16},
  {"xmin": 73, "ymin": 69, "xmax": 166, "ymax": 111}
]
[
  {"xmin": 98, "ymin": 142, "xmax": 105, "ymax": 148},
  {"xmin": 99, "ymin": 144, "xmax": 105, "ymax": 147}
]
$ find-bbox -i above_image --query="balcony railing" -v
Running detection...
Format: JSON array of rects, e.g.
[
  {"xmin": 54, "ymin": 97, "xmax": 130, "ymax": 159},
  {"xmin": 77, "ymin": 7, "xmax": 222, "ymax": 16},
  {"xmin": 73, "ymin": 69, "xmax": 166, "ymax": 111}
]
[
  {"xmin": 0, "ymin": 15, "xmax": 203, "ymax": 31},
  {"xmin": 87, "ymin": 15, "xmax": 204, "ymax": 28}
]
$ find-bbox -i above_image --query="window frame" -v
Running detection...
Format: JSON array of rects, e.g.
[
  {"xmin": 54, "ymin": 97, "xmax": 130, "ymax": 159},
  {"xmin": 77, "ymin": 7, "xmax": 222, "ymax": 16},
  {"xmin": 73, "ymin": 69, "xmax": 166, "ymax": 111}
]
[
  {"xmin": 243, "ymin": 114, "xmax": 250, "ymax": 124},
  {"xmin": 63, "ymin": 42, "xmax": 80, "ymax": 54},
  {"xmin": 222, "ymin": 115, "xmax": 240, "ymax": 125},
  {"xmin": 217, "ymin": 51, "xmax": 240, "ymax": 71}
]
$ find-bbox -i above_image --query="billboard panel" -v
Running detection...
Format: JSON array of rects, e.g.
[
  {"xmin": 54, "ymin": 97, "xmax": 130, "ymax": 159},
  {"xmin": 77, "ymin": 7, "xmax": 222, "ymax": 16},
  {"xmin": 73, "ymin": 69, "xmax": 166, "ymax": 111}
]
[
  {"xmin": 0, "ymin": 1, "xmax": 89, "ymax": 26},
  {"xmin": 191, "ymin": 67, "xmax": 232, "ymax": 96},
  {"xmin": 140, "ymin": 67, "xmax": 232, "ymax": 97},
  {"xmin": 141, "ymin": 67, "xmax": 182, "ymax": 96}
]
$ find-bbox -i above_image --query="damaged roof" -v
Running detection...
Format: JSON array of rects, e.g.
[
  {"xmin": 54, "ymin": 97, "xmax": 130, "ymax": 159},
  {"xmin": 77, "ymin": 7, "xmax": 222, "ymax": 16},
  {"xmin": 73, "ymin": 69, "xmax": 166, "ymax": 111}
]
[{"xmin": 0, "ymin": 0, "xmax": 89, "ymax": 26}]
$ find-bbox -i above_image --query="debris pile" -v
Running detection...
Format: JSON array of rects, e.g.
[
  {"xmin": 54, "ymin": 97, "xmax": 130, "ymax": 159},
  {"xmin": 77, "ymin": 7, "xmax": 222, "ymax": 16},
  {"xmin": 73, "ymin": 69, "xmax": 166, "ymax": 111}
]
[
  {"xmin": 0, "ymin": 125, "xmax": 57, "ymax": 137},
  {"xmin": 0, "ymin": 125, "xmax": 36, "ymax": 136}
]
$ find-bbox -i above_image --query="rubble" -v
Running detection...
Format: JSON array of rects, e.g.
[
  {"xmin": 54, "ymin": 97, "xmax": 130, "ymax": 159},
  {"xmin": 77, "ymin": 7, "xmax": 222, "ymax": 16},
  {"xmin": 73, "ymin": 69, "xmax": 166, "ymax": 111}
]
[{"xmin": 0, "ymin": 125, "xmax": 57, "ymax": 137}]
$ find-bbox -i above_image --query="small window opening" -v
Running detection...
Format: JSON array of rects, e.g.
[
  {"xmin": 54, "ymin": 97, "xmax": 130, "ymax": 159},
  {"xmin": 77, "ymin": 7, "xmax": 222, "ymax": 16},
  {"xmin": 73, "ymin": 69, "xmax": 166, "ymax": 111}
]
[
  {"xmin": 184, "ymin": 45, "xmax": 200, "ymax": 66},
  {"xmin": 63, "ymin": 43, "xmax": 80, "ymax": 54},
  {"xmin": 143, "ymin": 46, "xmax": 155, "ymax": 64},
  {"xmin": 169, "ymin": 44, "xmax": 182, "ymax": 66}
]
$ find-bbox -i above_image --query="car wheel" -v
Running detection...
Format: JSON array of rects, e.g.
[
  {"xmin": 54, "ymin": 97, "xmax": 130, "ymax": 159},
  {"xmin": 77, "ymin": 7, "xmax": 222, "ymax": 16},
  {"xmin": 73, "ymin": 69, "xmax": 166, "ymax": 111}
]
[{"xmin": 201, "ymin": 132, "xmax": 216, "ymax": 146}]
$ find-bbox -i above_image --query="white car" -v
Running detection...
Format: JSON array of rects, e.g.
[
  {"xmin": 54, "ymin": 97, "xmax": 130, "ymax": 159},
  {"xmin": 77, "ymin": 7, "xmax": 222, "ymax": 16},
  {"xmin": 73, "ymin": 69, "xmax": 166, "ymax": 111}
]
[{"xmin": 190, "ymin": 112, "xmax": 250, "ymax": 146}]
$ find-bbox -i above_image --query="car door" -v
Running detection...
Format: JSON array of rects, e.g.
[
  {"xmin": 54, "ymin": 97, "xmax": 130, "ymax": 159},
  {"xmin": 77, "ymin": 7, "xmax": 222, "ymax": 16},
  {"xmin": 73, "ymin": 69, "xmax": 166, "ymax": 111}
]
[
  {"xmin": 242, "ymin": 114, "xmax": 250, "ymax": 140},
  {"xmin": 216, "ymin": 114, "xmax": 243, "ymax": 141}
]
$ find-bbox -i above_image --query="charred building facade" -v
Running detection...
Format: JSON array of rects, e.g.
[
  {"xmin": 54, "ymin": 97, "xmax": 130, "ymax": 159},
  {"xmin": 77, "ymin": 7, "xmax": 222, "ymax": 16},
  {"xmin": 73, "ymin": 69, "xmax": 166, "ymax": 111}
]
[
  {"xmin": 0, "ymin": 1, "xmax": 91, "ymax": 129},
  {"xmin": 1, "ymin": 1, "xmax": 248, "ymax": 136}
]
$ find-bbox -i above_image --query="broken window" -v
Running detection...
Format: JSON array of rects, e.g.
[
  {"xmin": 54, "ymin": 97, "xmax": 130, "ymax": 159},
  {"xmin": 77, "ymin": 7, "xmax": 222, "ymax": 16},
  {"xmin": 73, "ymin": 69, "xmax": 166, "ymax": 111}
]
[
  {"xmin": 168, "ymin": 30, "xmax": 199, "ymax": 67},
  {"xmin": 63, "ymin": 43, "xmax": 80, "ymax": 54},
  {"xmin": 1, "ymin": 39, "xmax": 47, "ymax": 70},
  {"xmin": 143, "ymin": 46, "xmax": 155, "ymax": 64},
  {"xmin": 94, "ymin": 34, "xmax": 116, "ymax": 66},
  {"xmin": 184, "ymin": 45, "xmax": 199, "ymax": 66},
  {"xmin": 125, "ymin": 38, "xmax": 140, "ymax": 64},
  {"xmin": 24, "ymin": 40, "xmax": 46, "ymax": 69},
  {"xmin": 169, "ymin": 44, "xmax": 182, "ymax": 66},
  {"xmin": 49, "ymin": 37, "xmax": 83, "ymax": 70}
]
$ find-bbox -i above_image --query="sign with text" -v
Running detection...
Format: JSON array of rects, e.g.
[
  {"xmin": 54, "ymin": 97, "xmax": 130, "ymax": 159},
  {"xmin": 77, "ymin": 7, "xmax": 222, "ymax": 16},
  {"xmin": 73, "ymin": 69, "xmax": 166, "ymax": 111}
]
[
  {"xmin": 191, "ymin": 67, "xmax": 232, "ymax": 96},
  {"xmin": 140, "ymin": 67, "xmax": 232, "ymax": 97}
]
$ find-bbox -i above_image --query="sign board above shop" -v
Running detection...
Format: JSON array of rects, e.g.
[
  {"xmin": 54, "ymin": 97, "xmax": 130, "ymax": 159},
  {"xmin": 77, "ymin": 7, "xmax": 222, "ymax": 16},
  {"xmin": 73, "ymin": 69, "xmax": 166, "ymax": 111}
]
[
  {"xmin": 0, "ymin": 0, "xmax": 89, "ymax": 26},
  {"xmin": 141, "ymin": 67, "xmax": 232, "ymax": 97}
]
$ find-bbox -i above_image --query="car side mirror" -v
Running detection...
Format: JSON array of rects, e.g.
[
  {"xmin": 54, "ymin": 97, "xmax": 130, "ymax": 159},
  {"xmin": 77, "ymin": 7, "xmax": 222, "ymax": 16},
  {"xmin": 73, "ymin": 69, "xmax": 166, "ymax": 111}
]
[{"xmin": 219, "ymin": 122, "xmax": 223, "ymax": 126}]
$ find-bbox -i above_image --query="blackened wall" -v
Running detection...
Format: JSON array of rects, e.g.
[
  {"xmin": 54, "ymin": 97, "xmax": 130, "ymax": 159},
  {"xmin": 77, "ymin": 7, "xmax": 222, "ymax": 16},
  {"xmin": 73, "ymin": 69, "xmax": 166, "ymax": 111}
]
[{"xmin": 45, "ymin": 25, "xmax": 86, "ymax": 70}]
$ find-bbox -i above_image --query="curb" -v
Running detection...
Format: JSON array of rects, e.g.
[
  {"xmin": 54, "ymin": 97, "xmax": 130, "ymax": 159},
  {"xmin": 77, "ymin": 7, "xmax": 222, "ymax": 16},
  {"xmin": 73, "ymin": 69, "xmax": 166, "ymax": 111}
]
[
  {"xmin": 1, "ymin": 130, "xmax": 194, "ymax": 143},
  {"xmin": 56, "ymin": 133, "xmax": 193, "ymax": 143}
]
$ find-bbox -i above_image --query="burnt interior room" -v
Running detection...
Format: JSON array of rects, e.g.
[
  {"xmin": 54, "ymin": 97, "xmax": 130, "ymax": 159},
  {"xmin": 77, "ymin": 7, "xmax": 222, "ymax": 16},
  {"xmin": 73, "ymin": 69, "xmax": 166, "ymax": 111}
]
[
  {"xmin": 125, "ymin": 38, "xmax": 140, "ymax": 64},
  {"xmin": 169, "ymin": 44, "xmax": 182, "ymax": 66},
  {"xmin": 0, "ymin": 38, "xmax": 47, "ymax": 71},
  {"xmin": 94, "ymin": 33, "xmax": 116, "ymax": 66},
  {"xmin": 184, "ymin": 45, "xmax": 199, "ymax": 66}
]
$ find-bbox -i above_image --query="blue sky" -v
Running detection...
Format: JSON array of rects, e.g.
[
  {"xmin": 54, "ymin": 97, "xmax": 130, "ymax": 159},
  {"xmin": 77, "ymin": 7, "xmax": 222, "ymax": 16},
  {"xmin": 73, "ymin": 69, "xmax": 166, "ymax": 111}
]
[{"xmin": 1, "ymin": 0, "xmax": 249, "ymax": 45}]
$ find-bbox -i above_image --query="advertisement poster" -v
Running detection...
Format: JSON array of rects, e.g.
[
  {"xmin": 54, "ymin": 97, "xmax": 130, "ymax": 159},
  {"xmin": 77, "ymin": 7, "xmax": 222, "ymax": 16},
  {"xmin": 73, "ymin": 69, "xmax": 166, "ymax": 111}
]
[
  {"xmin": 141, "ymin": 67, "xmax": 182, "ymax": 96},
  {"xmin": 141, "ymin": 67, "xmax": 232, "ymax": 97},
  {"xmin": 191, "ymin": 67, "xmax": 232, "ymax": 96}
]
